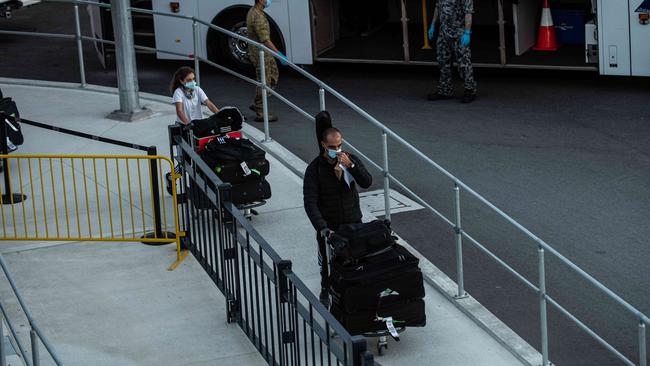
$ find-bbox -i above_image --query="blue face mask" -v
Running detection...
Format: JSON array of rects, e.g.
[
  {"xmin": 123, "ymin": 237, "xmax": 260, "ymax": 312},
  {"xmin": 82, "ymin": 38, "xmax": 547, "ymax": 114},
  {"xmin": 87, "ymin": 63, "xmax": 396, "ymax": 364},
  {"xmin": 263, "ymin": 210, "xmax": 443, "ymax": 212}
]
[
  {"xmin": 327, "ymin": 148, "xmax": 340, "ymax": 159},
  {"xmin": 184, "ymin": 81, "xmax": 197, "ymax": 89},
  {"xmin": 264, "ymin": 0, "xmax": 272, "ymax": 8}
]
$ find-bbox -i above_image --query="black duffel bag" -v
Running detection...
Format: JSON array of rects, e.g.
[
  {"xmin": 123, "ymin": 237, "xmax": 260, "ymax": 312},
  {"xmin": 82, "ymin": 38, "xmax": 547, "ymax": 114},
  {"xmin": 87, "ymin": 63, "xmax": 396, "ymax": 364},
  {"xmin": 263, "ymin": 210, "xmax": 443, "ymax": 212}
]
[
  {"xmin": 0, "ymin": 97, "xmax": 24, "ymax": 147},
  {"xmin": 204, "ymin": 137, "xmax": 265, "ymax": 162},
  {"xmin": 188, "ymin": 106, "xmax": 244, "ymax": 137},
  {"xmin": 330, "ymin": 220, "xmax": 395, "ymax": 262}
]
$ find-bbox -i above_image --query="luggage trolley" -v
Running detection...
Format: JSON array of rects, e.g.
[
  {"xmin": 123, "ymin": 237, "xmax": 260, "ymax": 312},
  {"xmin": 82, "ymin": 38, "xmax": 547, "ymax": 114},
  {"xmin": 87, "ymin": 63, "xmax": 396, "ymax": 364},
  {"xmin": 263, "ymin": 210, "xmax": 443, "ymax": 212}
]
[
  {"xmin": 324, "ymin": 237, "xmax": 408, "ymax": 356},
  {"xmin": 168, "ymin": 107, "xmax": 268, "ymax": 218}
]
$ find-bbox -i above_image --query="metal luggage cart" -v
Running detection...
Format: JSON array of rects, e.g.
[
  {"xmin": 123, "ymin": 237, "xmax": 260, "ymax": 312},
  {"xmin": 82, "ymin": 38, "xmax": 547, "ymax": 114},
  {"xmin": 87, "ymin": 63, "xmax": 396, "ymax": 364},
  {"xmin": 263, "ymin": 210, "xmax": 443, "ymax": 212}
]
[
  {"xmin": 167, "ymin": 121, "xmax": 268, "ymax": 215},
  {"xmin": 325, "ymin": 238, "xmax": 407, "ymax": 356}
]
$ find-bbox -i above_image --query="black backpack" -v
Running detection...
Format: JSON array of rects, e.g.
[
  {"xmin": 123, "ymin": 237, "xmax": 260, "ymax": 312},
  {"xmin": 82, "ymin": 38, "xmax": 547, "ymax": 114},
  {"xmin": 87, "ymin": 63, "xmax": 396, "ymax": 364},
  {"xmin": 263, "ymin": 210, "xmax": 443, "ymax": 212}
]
[{"xmin": 0, "ymin": 97, "xmax": 24, "ymax": 146}]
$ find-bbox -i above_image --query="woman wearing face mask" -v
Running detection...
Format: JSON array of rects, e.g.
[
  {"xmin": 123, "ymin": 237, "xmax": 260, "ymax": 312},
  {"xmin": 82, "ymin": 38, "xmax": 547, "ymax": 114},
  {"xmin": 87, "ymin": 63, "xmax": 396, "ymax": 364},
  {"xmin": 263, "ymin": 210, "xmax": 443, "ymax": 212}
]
[{"xmin": 169, "ymin": 66, "xmax": 220, "ymax": 125}]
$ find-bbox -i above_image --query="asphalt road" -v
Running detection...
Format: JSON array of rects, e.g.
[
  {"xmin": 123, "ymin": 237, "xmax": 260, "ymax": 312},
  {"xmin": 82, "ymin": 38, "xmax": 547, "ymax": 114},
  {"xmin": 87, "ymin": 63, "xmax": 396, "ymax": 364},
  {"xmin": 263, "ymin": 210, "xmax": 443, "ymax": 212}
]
[{"xmin": 2, "ymin": 4, "xmax": 649, "ymax": 366}]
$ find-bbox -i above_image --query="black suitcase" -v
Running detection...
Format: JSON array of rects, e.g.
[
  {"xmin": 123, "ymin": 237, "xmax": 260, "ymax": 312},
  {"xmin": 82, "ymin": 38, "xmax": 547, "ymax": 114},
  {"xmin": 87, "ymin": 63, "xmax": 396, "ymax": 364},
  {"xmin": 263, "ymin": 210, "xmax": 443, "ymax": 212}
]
[
  {"xmin": 0, "ymin": 97, "xmax": 24, "ymax": 146},
  {"xmin": 230, "ymin": 178, "xmax": 271, "ymax": 205},
  {"xmin": 331, "ymin": 220, "xmax": 395, "ymax": 263},
  {"xmin": 330, "ymin": 244, "xmax": 424, "ymax": 313},
  {"xmin": 188, "ymin": 106, "xmax": 244, "ymax": 137},
  {"xmin": 331, "ymin": 299, "xmax": 426, "ymax": 335},
  {"xmin": 215, "ymin": 159, "xmax": 270, "ymax": 183}
]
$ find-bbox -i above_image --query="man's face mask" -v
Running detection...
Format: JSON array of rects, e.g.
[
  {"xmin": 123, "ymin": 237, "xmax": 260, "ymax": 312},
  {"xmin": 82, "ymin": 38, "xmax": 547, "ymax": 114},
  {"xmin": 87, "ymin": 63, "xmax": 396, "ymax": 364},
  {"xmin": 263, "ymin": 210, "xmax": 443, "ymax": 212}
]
[
  {"xmin": 327, "ymin": 148, "xmax": 342, "ymax": 159},
  {"xmin": 264, "ymin": 0, "xmax": 272, "ymax": 8}
]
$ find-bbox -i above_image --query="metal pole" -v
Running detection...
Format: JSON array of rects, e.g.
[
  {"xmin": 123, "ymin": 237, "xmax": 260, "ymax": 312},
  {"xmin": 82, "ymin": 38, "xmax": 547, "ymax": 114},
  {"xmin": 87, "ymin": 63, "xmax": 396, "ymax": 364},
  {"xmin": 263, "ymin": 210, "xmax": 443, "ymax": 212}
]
[
  {"xmin": 0, "ymin": 317, "xmax": 6, "ymax": 366},
  {"xmin": 381, "ymin": 131, "xmax": 391, "ymax": 221},
  {"xmin": 30, "ymin": 329, "xmax": 39, "ymax": 366},
  {"xmin": 108, "ymin": 0, "xmax": 151, "ymax": 121},
  {"xmin": 453, "ymin": 183, "xmax": 466, "ymax": 298},
  {"xmin": 319, "ymin": 88, "xmax": 326, "ymax": 111},
  {"xmin": 640, "ymin": 320, "xmax": 647, "ymax": 366},
  {"xmin": 539, "ymin": 246, "xmax": 549, "ymax": 366},
  {"xmin": 259, "ymin": 50, "xmax": 271, "ymax": 142},
  {"xmin": 73, "ymin": 4, "xmax": 87, "ymax": 87},
  {"xmin": 497, "ymin": 0, "xmax": 507, "ymax": 65},
  {"xmin": 192, "ymin": 20, "xmax": 200, "ymax": 85}
]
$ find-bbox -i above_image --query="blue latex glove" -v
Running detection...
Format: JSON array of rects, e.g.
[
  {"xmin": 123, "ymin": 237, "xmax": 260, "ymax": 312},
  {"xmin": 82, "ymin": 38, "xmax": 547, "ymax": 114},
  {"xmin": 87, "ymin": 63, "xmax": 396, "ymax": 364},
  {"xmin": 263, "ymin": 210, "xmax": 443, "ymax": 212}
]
[
  {"xmin": 277, "ymin": 51, "xmax": 289, "ymax": 66},
  {"xmin": 460, "ymin": 29, "xmax": 471, "ymax": 47},
  {"xmin": 428, "ymin": 23, "xmax": 436, "ymax": 41}
]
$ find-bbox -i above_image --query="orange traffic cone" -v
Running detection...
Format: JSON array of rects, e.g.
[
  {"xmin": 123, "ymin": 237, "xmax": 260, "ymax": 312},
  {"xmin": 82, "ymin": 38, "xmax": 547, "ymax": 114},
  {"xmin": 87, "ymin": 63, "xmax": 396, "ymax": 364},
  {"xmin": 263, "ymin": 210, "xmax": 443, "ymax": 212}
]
[{"xmin": 533, "ymin": 0, "xmax": 559, "ymax": 51}]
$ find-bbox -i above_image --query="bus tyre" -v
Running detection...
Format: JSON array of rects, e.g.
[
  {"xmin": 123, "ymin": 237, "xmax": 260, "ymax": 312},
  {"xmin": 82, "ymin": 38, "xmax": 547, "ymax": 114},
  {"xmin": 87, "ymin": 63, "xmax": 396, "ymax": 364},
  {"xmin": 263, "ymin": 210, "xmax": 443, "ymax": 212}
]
[{"xmin": 208, "ymin": 7, "xmax": 285, "ymax": 76}]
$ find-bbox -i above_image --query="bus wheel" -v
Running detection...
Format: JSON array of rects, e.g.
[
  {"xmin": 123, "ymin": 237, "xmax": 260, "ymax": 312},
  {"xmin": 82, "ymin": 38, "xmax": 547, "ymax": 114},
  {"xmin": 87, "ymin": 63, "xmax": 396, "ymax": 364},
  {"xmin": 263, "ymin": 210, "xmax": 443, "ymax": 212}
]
[
  {"xmin": 208, "ymin": 8, "xmax": 252, "ymax": 75},
  {"xmin": 208, "ymin": 7, "xmax": 285, "ymax": 76}
]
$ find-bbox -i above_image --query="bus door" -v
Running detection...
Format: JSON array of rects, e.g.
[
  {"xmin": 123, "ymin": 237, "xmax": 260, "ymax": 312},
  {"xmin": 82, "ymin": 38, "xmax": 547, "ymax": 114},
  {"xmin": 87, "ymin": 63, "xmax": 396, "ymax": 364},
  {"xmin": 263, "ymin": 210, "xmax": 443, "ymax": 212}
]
[
  {"xmin": 311, "ymin": 0, "xmax": 337, "ymax": 55},
  {"xmin": 513, "ymin": 0, "xmax": 541, "ymax": 56}
]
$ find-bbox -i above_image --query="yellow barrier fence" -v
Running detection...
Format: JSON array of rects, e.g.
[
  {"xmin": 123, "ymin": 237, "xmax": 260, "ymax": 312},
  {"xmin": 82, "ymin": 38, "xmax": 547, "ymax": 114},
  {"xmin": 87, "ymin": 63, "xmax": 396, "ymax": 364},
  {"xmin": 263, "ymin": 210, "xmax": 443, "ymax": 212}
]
[{"xmin": 0, "ymin": 154, "xmax": 187, "ymax": 270}]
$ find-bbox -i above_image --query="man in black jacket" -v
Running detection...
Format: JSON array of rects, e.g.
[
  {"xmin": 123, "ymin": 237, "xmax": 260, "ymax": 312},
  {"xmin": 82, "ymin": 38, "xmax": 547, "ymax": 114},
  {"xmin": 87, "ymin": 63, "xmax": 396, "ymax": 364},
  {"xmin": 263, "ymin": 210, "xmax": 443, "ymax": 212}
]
[{"xmin": 303, "ymin": 126, "xmax": 372, "ymax": 306}]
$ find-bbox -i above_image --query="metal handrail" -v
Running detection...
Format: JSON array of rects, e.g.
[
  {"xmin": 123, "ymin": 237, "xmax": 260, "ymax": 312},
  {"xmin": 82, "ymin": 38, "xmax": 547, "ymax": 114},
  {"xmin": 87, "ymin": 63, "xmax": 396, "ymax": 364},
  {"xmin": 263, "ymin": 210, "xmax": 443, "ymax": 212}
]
[
  {"xmin": 0, "ymin": 1, "xmax": 647, "ymax": 365},
  {"xmin": 0, "ymin": 255, "xmax": 65, "ymax": 366}
]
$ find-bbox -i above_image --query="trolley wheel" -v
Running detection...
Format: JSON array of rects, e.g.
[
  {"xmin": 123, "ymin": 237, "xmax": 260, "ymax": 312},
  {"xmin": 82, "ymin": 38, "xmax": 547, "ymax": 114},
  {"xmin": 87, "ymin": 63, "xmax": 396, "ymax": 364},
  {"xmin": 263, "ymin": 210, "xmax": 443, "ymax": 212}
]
[{"xmin": 377, "ymin": 342, "xmax": 387, "ymax": 356}]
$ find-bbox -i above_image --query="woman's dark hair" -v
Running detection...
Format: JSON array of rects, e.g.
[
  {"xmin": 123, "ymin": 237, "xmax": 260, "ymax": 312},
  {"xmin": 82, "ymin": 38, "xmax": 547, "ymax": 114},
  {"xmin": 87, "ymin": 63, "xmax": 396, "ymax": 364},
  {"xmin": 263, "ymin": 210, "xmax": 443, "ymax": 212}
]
[{"xmin": 169, "ymin": 66, "xmax": 195, "ymax": 95}]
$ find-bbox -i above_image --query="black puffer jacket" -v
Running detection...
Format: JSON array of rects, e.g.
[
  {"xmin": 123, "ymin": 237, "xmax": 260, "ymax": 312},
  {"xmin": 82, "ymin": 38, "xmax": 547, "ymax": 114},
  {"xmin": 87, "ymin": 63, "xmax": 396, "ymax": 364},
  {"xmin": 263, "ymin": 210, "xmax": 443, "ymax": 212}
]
[{"xmin": 303, "ymin": 154, "xmax": 372, "ymax": 231}]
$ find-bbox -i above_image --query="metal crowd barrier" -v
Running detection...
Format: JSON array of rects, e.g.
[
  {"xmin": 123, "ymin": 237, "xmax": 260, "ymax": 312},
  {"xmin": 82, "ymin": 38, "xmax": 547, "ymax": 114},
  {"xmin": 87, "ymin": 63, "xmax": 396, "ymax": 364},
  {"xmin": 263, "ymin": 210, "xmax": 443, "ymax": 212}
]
[
  {"xmin": 169, "ymin": 126, "xmax": 375, "ymax": 366},
  {"xmin": 0, "ymin": 114, "xmax": 185, "ymax": 270},
  {"xmin": 0, "ymin": 1, "xmax": 648, "ymax": 365}
]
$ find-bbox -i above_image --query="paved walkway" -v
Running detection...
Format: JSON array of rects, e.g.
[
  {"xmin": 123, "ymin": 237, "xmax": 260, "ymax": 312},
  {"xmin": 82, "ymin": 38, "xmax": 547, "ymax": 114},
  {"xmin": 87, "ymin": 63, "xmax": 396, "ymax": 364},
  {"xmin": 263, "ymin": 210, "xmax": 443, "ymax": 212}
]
[{"xmin": 0, "ymin": 81, "xmax": 535, "ymax": 365}]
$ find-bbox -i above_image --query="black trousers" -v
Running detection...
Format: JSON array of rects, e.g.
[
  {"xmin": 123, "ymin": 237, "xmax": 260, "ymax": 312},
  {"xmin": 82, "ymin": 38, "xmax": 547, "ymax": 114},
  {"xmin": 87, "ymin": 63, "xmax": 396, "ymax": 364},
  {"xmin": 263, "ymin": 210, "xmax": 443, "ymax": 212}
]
[{"xmin": 317, "ymin": 232, "xmax": 329, "ymax": 292}]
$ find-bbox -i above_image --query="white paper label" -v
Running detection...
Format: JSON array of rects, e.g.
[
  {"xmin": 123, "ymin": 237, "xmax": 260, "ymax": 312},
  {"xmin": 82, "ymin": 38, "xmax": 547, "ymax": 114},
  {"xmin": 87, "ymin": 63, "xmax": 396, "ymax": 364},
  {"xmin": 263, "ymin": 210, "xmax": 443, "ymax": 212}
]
[
  {"xmin": 240, "ymin": 161, "xmax": 252, "ymax": 176},
  {"xmin": 385, "ymin": 317, "xmax": 399, "ymax": 339}
]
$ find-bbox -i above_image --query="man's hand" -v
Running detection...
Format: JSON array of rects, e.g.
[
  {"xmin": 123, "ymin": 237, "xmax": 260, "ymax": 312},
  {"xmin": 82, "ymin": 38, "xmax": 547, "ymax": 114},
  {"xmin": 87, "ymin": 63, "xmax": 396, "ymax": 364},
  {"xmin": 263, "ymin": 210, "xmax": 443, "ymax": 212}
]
[
  {"xmin": 460, "ymin": 29, "xmax": 471, "ymax": 47},
  {"xmin": 428, "ymin": 23, "xmax": 436, "ymax": 41},
  {"xmin": 320, "ymin": 228, "xmax": 334, "ymax": 240},
  {"xmin": 338, "ymin": 153, "xmax": 353, "ymax": 168}
]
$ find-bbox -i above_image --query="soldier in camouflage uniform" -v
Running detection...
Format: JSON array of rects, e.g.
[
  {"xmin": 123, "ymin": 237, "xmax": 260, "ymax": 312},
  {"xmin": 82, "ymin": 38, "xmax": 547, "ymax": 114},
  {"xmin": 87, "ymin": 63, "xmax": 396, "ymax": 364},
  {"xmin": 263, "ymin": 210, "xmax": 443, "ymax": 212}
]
[
  {"xmin": 247, "ymin": 0, "xmax": 286, "ymax": 122},
  {"xmin": 427, "ymin": 0, "xmax": 477, "ymax": 103}
]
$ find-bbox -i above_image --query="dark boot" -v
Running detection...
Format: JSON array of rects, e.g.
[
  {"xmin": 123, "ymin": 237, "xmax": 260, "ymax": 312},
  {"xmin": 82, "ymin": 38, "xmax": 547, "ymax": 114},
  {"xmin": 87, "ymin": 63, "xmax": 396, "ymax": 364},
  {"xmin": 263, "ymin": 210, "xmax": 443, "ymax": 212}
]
[
  {"xmin": 461, "ymin": 90, "xmax": 477, "ymax": 104},
  {"xmin": 427, "ymin": 93, "xmax": 453, "ymax": 101}
]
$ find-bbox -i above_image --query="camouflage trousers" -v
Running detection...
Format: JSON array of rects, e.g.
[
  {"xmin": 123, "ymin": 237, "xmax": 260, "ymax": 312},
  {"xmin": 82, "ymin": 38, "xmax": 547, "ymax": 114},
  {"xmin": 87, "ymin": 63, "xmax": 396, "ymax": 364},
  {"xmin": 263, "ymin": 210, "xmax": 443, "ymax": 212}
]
[
  {"xmin": 251, "ymin": 57, "xmax": 279, "ymax": 117},
  {"xmin": 436, "ymin": 34, "xmax": 477, "ymax": 96}
]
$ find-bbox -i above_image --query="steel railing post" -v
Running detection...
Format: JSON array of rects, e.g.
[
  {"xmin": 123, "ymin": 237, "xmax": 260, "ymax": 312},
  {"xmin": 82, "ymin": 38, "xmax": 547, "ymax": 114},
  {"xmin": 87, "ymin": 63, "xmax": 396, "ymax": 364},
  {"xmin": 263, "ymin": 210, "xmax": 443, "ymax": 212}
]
[
  {"xmin": 0, "ymin": 317, "xmax": 5, "ymax": 366},
  {"xmin": 30, "ymin": 329, "xmax": 39, "ymax": 366},
  {"xmin": 259, "ymin": 50, "xmax": 271, "ymax": 142},
  {"xmin": 351, "ymin": 335, "xmax": 373, "ymax": 366},
  {"xmin": 381, "ymin": 131, "xmax": 391, "ymax": 221},
  {"xmin": 640, "ymin": 320, "xmax": 647, "ymax": 366},
  {"xmin": 539, "ymin": 246, "xmax": 549, "ymax": 366},
  {"xmin": 319, "ymin": 88, "xmax": 326, "ymax": 111},
  {"xmin": 192, "ymin": 19, "xmax": 200, "ymax": 85},
  {"xmin": 453, "ymin": 183, "xmax": 466, "ymax": 298},
  {"xmin": 73, "ymin": 4, "xmax": 86, "ymax": 87}
]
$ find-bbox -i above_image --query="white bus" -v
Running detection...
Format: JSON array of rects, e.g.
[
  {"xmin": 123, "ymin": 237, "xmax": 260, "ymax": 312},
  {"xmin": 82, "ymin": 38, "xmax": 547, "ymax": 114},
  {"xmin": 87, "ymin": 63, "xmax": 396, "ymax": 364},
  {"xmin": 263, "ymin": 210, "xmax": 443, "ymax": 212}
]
[{"xmin": 88, "ymin": 0, "xmax": 650, "ymax": 77}]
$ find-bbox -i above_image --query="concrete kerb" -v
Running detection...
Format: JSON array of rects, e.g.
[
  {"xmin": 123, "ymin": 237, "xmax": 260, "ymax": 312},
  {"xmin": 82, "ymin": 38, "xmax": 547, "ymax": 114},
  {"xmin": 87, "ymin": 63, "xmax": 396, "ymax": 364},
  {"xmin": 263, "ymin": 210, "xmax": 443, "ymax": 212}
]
[{"xmin": 0, "ymin": 78, "xmax": 543, "ymax": 366}]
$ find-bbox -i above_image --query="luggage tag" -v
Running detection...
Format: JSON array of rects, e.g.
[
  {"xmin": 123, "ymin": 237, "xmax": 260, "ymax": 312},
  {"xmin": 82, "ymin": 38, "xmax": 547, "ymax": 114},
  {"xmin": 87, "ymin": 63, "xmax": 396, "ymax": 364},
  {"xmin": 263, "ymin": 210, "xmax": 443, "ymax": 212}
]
[
  {"xmin": 240, "ymin": 161, "xmax": 252, "ymax": 176},
  {"xmin": 385, "ymin": 317, "xmax": 400, "ymax": 341}
]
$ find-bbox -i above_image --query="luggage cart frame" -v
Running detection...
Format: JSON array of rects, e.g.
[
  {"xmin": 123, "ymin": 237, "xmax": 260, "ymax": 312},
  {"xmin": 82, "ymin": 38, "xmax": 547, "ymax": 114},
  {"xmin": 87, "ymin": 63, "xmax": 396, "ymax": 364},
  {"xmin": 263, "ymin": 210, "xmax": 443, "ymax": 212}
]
[{"xmin": 325, "ymin": 236, "xmax": 407, "ymax": 356}]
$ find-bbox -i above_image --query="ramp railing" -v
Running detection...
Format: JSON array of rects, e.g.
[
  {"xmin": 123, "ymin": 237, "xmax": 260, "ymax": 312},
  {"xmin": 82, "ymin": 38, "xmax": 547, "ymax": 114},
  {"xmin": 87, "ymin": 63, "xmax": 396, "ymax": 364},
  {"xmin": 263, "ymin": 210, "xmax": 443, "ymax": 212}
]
[
  {"xmin": 0, "ymin": 1, "xmax": 648, "ymax": 365},
  {"xmin": 169, "ymin": 126, "xmax": 375, "ymax": 366},
  {"xmin": 0, "ymin": 254, "xmax": 64, "ymax": 366}
]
